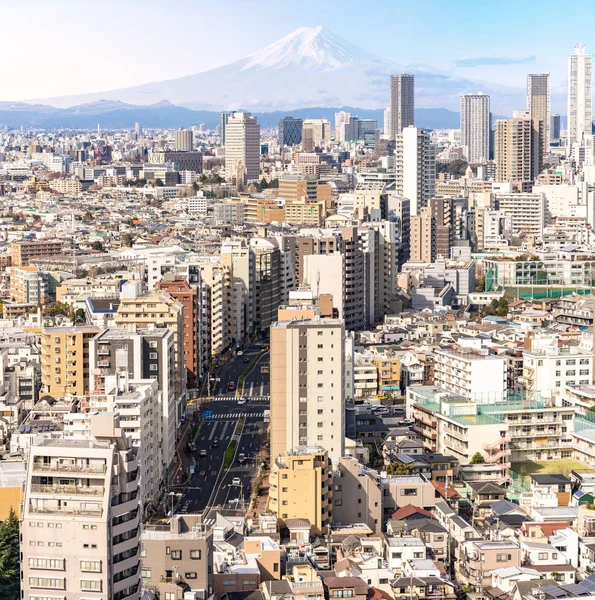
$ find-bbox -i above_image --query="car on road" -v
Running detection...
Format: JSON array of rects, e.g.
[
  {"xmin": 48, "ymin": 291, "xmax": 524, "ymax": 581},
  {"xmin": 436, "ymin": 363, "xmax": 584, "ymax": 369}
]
[
  {"xmin": 232, "ymin": 477, "xmax": 241, "ymax": 486},
  {"xmin": 228, "ymin": 381, "xmax": 236, "ymax": 391},
  {"xmin": 238, "ymin": 453, "xmax": 245, "ymax": 463},
  {"xmin": 199, "ymin": 449, "xmax": 207, "ymax": 457},
  {"xmin": 243, "ymin": 357, "xmax": 250, "ymax": 363},
  {"xmin": 238, "ymin": 398, "xmax": 246, "ymax": 405},
  {"xmin": 237, "ymin": 351, "xmax": 244, "ymax": 356},
  {"xmin": 212, "ymin": 439, "xmax": 219, "ymax": 447}
]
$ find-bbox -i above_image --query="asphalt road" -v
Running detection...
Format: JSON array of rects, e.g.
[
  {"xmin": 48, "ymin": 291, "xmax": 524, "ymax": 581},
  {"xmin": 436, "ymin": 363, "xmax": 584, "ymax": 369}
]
[
  {"xmin": 210, "ymin": 346, "xmax": 270, "ymax": 398},
  {"xmin": 177, "ymin": 399, "xmax": 267, "ymax": 523}
]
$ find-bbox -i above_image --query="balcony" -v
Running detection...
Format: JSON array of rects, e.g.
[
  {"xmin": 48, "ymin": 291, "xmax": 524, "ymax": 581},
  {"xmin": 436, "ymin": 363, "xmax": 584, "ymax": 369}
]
[
  {"xmin": 32, "ymin": 462, "xmax": 107, "ymax": 474},
  {"xmin": 30, "ymin": 484, "xmax": 105, "ymax": 496},
  {"xmin": 29, "ymin": 505, "xmax": 103, "ymax": 517}
]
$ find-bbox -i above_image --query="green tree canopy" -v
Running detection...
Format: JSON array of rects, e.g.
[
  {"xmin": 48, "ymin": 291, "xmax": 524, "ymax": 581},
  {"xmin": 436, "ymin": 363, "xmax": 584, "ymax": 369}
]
[
  {"xmin": 386, "ymin": 462, "xmax": 415, "ymax": 475},
  {"xmin": 0, "ymin": 508, "xmax": 20, "ymax": 600},
  {"xmin": 470, "ymin": 452, "xmax": 485, "ymax": 464}
]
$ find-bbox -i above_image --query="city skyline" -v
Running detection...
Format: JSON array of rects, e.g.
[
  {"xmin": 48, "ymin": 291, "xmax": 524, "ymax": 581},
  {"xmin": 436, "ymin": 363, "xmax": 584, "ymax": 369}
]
[{"xmin": 1, "ymin": 0, "xmax": 593, "ymax": 113}]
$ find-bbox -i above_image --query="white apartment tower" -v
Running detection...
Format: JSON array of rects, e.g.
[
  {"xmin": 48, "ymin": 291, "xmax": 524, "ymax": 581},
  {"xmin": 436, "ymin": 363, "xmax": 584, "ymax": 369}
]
[
  {"xmin": 568, "ymin": 45, "xmax": 593, "ymax": 148},
  {"xmin": 389, "ymin": 74, "xmax": 415, "ymax": 138},
  {"xmin": 270, "ymin": 307, "xmax": 345, "ymax": 462},
  {"xmin": 22, "ymin": 413, "xmax": 141, "ymax": 600},
  {"xmin": 334, "ymin": 111, "xmax": 351, "ymax": 141},
  {"xmin": 395, "ymin": 126, "xmax": 436, "ymax": 215},
  {"xmin": 225, "ymin": 112, "xmax": 260, "ymax": 184},
  {"xmin": 460, "ymin": 94, "xmax": 490, "ymax": 163}
]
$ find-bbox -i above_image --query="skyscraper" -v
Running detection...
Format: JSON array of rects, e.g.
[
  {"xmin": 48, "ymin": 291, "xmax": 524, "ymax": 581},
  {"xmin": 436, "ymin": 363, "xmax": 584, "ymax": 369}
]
[
  {"xmin": 495, "ymin": 110, "xmax": 533, "ymax": 187},
  {"xmin": 174, "ymin": 128, "xmax": 193, "ymax": 151},
  {"xmin": 527, "ymin": 73, "xmax": 550, "ymax": 176},
  {"xmin": 551, "ymin": 114, "xmax": 561, "ymax": 141},
  {"xmin": 395, "ymin": 126, "xmax": 436, "ymax": 215},
  {"xmin": 278, "ymin": 116, "xmax": 303, "ymax": 146},
  {"xmin": 224, "ymin": 112, "xmax": 260, "ymax": 183},
  {"xmin": 219, "ymin": 110, "xmax": 236, "ymax": 145},
  {"xmin": 389, "ymin": 74, "xmax": 415, "ymax": 138},
  {"xmin": 334, "ymin": 111, "xmax": 351, "ymax": 141},
  {"xmin": 568, "ymin": 44, "xmax": 592, "ymax": 147},
  {"xmin": 460, "ymin": 94, "xmax": 491, "ymax": 163}
]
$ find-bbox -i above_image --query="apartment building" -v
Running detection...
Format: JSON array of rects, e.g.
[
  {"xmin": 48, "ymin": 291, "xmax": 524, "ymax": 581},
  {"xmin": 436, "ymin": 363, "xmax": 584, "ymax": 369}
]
[
  {"xmin": 115, "ymin": 290, "xmax": 186, "ymax": 412},
  {"xmin": 495, "ymin": 192, "xmax": 546, "ymax": 236},
  {"xmin": 410, "ymin": 207, "xmax": 435, "ymax": 263},
  {"xmin": 21, "ymin": 414, "xmax": 141, "ymax": 600},
  {"xmin": 268, "ymin": 446, "xmax": 332, "ymax": 535},
  {"xmin": 155, "ymin": 275, "xmax": 201, "ymax": 387},
  {"xmin": 378, "ymin": 475, "xmax": 437, "ymax": 524},
  {"xmin": 56, "ymin": 278, "xmax": 122, "ymax": 304},
  {"xmin": 141, "ymin": 516, "xmax": 212, "ymax": 599},
  {"xmin": 12, "ymin": 239, "xmax": 64, "ymax": 266},
  {"xmin": 433, "ymin": 345, "xmax": 507, "ymax": 401},
  {"xmin": 332, "ymin": 456, "xmax": 383, "ymax": 533},
  {"xmin": 495, "ymin": 110, "xmax": 534, "ymax": 188},
  {"xmin": 270, "ymin": 306, "xmax": 345, "ymax": 461},
  {"xmin": 225, "ymin": 112, "xmax": 260, "ymax": 183},
  {"xmin": 41, "ymin": 325, "xmax": 100, "ymax": 397},
  {"xmin": 279, "ymin": 175, "xmax": 318, "ymax": 203},
  {"xmin": 89, "ymin": 327, "xmax": 177, "ymax": 472},
  {"xmin": 9, "ymin": 265, "xmax": 52, "ymax": 305}
]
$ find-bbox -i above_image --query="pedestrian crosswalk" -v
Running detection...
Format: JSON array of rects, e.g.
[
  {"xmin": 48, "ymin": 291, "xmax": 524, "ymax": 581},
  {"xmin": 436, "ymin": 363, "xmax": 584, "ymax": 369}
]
[
  {"xmin": 205, "ymin": 396, "xmax": 270, "ymax": 403},
  {"xmin": 202, "ymin": 517, "xmax": 216, "ymax": 527},
  {"xmin": 208, "ymin": 412, "xmax": 263, "ymax": 419}
]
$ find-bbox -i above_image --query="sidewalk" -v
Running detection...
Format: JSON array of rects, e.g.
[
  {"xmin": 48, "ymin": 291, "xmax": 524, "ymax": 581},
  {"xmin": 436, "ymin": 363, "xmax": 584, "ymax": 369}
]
[{"xmin": 170, "ymin": 412, "xmax": 202, "ymax": 486}]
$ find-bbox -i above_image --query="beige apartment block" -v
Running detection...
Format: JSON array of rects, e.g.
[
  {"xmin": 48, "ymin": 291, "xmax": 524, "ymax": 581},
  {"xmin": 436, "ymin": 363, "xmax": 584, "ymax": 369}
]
[
  {"xmin": 495, "ymin": 110, "xmax": 533, "ymax": 185},
  {"xmin": 270, "ymin": 312, "xmax": 345, "ymax": 461},
  {"xmin": 41, "ymin": 325, "xmax": 100, "ymax": 397},
  {"xmin": 410, "ymin": 207, "xmax": 435, "ymax": 263},
  {"xmin": 268, "ymin": 446, "xmax": 332, "ymax": 535},
  {"xmin": 12, "ymin": 239, "xmax": 64, "ymax": 267},
  {"xmin": 141, "ymin": 515, "xmax": 212, "ymax": 599},
  {"xmin": 21, "ymin": 413, "xmax": 141, "ymax": 600}
]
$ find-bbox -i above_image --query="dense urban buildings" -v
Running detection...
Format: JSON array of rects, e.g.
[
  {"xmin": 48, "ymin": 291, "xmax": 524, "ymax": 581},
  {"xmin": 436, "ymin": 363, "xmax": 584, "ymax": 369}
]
[{"xmin": 3, "ymin": 26, "xmax": 595, "ymax": 600}]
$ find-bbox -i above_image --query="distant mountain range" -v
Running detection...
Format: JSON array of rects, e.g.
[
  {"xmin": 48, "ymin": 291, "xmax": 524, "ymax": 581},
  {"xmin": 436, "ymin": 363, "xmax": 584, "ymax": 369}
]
[
  {"xmin": 22, "ymin": 25, "xmax": 542, "ymax": 117},
  {"xmin": 0, "ymin": 100, "xmax": 568, "ymax": 131}
]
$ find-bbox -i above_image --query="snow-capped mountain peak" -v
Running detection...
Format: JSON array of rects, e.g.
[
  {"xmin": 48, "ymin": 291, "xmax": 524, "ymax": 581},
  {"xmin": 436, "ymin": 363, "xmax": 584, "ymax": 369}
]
[{"xmin": 239, "ymin": 26, "xmax": 382, "ymax": 72}]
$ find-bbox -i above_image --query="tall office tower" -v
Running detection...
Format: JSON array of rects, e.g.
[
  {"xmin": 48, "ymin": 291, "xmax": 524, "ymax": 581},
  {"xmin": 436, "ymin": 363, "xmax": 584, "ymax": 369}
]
[
  {"xmin": 395, "ymin": 126, "xmax": 436, "ymax": 215},
  {"xmin": 495, "ymin": 110, "xmax": 534, "ymax": 188},
  {"xmin": 551, "ymin": 114, "xmax": 561, "ymax": 141},
  {"xmin": 302, "ymin": 119, "xmax": 331, "ymax": 148},
  {"xmin": 410, "ymin": 207, "xmax": 436, "ymax": 262},
  {"xmin": 270, "ymin": 304, "xmax": 345, "ymax": 462},
  {"xmin": 389, "ymin": 74, "xmax": 415, "ymax": 138},
  {"xmin": 568, "ymin": 44, "xmax": 593, "ymax": 147},
  {"xmin": 224, "ymin": 112, "xmax": 260, "ymax": 184},
  {"xmin": 278, "ymin": 117, "xmax": 303, "ymax": 147},
  {"xmin": 22, "ymin": 413, "xmax": 141, "ymax": 600},
  {"xmin": 174, "ymin": 128, "xmax": 193, "ymax": 151},
  {"xmin": 429, "ymin": 196, "xmax": 455, "ymax": 258},
  {"xmin": 527, "ymin": 73, "xmax": 550, "ymax": 176},
  {"xmin": 334, "ymin": 111, "xmax": 351, "ymax": 141},
  {"xmin": 134, "ymin": 122, "xmax": 142, "ymax": 136},
  {"xmin": 460, "ymin": 94, "xmax": 491, "ymax": 162},
  {"xmin": 219, "ymin": 110, "xmax": 235, "ymax": 145}
]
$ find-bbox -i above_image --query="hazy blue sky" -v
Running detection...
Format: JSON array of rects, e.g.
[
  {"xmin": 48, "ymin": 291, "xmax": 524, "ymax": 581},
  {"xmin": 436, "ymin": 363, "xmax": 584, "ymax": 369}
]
[{"xmin": 3, "ymin": 0, "xmax": 592, "ymax": 101}]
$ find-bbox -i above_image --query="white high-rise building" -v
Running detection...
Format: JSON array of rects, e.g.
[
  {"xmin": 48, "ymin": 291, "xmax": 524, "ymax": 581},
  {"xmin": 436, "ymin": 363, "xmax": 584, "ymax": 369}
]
[
  {"xmin": 460, "ymin": 94, "xmax": 490, "ymax": 163},
  {"xmin": 568, "ymin": 44, "xmax": 593, "ymax": 148},
  {"xmin": 395, "ymin": 126, "xmax": 436, "ymax": 215},
  {"xmin": 334, "ymin": 111, "xmax": 351, "ymax": 141},
  {"xmin": 389, "ymin": 74, "xmax": 415, "ymax": 138},
  {"xmin": 225, "ymin": 112, "xmax": 260, "ymax": 184},
  {"xmin": 383, "ymin": 106, "xmax": 391, "ymax": 139}
]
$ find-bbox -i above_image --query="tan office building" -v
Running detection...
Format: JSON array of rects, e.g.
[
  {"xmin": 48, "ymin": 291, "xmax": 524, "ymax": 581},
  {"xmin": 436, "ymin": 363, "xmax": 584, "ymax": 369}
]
[
  {"xmin": 268, "ymin": 446, "xmax": 332, "ymax": 535},
  {"xmin": 41, "ymin": 325, "xmax": 100, "ymax": 397},
  {"xmin": 278, "ymin": 175, "xmax": 318, "ymax": 203}
]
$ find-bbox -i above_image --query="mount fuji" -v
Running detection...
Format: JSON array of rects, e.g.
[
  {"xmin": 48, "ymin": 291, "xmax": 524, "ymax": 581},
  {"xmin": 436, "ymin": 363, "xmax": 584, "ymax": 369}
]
[{"xmin": 31, "ymin": 26, "xmax": 524, "ymax": 113}]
